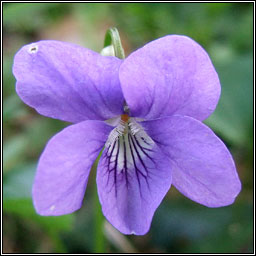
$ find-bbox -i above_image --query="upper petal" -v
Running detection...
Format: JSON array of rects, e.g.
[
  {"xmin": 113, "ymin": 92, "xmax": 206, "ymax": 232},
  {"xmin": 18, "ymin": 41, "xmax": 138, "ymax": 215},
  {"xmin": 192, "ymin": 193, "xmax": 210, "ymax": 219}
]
[
  {"xmin": 97, "ymin": 120, "xmax": 172, "ymax": 235},
  {"xmin": 142, "ymin": 115, "xmax": 241, "ymax": 207},
  {"xmin": 119, "ymin": 35, "xmax": 220, "ymax": 121},
  {"xmin": 33, "ymin": 120, "xmax": 112, "ymax": 216},
  {"xmin": 13, "ymin": 40, "xmax": 125, "ymax": 123}
]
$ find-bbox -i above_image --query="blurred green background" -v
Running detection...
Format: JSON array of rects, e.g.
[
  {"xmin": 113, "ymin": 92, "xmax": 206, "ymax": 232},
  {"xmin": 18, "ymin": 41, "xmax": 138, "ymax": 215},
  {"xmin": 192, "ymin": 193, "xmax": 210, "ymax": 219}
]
[{"xmin": 3, "ymin": 2, "xmax": 253, "ymax": 253}]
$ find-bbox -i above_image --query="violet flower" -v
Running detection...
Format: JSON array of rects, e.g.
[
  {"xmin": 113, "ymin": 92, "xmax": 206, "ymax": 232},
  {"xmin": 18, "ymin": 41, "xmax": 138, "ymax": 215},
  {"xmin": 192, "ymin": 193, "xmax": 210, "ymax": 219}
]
[{"xmin": 13, "ymin": 35, "xmax": 241, "ymax": 235}]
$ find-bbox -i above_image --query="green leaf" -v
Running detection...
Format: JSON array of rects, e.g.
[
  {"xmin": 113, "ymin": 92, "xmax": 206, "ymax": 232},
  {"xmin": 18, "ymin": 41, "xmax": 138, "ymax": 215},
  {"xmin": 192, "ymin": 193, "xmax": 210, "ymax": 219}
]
[
  {"xmin": 3, "ymin": 162, "xmax": 75, "ymax": 252},
  {"xmin": 4, "ymin": 198, "xmax": 74, "ymax": 252},
  {"xmin": 151, "ymin": 198, "xmax": 253, "ymax": 253},
  {"xmin": 3, "ymin": 94, "xmax": 27, "ymax": 122},
  {"xmin": 205, "ymin": 54, "xmax": 253, "ymax": 147},
  {"xmin": 3, "ymin": 135, "xmax": 29, "ymax": 172},
  {"xmin": 3, "ymin": 163, "xmax": 36, "ymax": 199},
  {"xmin": 4, "ymin": 198, "xmax": 73, "ymax": 231}
]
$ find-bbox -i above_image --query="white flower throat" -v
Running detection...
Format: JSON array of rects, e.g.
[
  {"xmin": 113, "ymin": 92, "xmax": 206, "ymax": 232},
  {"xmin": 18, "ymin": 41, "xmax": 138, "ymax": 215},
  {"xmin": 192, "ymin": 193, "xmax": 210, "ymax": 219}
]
[{"xmin": 105, "ymin": 115, "xmax": 155, "ymax": 174}]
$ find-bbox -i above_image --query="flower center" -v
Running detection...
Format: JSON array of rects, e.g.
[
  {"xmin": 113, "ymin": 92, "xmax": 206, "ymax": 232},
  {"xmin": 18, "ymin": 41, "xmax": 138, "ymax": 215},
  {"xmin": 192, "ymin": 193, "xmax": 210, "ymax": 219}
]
[
  {"xmin": 121, "ymin": 114, "xmax": 129, "ymax": 123},
  {"xmin": 105, "ymin": 115, "xmax": 155, "ymax": 174}
]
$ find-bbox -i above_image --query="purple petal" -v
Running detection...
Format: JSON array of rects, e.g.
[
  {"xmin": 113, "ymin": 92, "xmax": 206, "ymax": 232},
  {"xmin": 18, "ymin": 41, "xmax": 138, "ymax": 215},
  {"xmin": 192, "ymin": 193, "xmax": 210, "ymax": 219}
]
[
  {"xmin": 13, "ymin": 40, "xmax": 124, "ymax": 123},
  {"xmin": 142, "ymin": 115, "xmax": 241, "ymax": 207},
  {"xmin": 119, "ymin": 35, "xmax": 220, "ymax": 121},
  {"xmin": 97, "ymin": 124, "xmax": 172, "ymax": 235},
  {"xmin": 33, "ymin": 120, "xmax": 112, "ymax": 215}
]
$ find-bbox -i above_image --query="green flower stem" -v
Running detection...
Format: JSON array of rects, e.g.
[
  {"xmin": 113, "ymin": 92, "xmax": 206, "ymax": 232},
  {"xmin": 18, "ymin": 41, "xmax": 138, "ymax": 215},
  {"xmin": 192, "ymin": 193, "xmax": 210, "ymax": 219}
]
[
  {"xmin": 102, "ymin": 27, "xmax": 129, "ymax": 112},
  {"xmin": 93, "ymin": 28, "xmax": 125, "ymax": 253},
  {"xmin": 103, "ymin": 27, "xmax": 125, "ymax": 59},
  {"xmin": 93, "ymin": 152, "xmax": 105, "ymax": 253}
]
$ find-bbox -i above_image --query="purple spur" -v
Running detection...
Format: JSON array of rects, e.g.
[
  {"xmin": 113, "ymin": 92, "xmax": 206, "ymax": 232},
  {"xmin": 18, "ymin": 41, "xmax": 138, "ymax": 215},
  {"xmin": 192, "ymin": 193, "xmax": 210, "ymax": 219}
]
[{"xmin": 12, "ymin": 35, "xmax": 241, "ymax": 235}]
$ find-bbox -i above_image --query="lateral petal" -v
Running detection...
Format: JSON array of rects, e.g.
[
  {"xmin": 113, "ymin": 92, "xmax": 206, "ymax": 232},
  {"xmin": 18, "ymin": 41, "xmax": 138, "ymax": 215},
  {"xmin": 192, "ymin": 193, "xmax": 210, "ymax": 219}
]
[
  {"xmin": 33, "ymin": 120, "xmax": 112, "ymax": 215},
  {"xmin": 142, "ymin": 115, "xmax": 241, "ymax": 207}
]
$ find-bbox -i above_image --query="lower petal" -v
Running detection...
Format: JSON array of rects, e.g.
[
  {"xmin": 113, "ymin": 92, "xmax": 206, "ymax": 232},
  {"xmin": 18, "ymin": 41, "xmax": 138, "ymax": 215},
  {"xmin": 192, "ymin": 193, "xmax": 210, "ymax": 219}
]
[
  {"xmin": 142, "ymin": 115, "xmax": 241, "ymax": 207},
  {"xmin": 33, "ymin": 120, "xmax": 112, "ymax": 216},
  {"xmin": 97, "ymin": 122, "xmax": 172, "ymax": 235}
]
